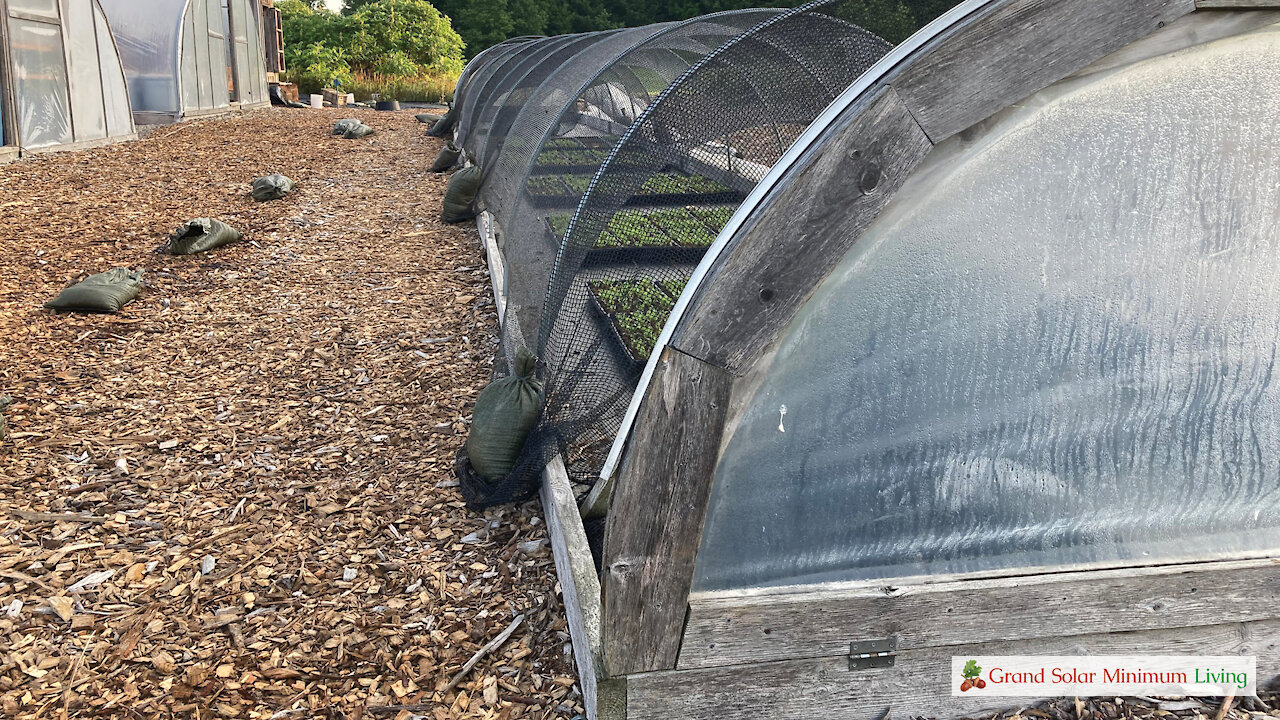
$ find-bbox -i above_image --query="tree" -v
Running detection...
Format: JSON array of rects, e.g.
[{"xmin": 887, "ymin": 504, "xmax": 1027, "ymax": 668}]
[
  {"xmin": 347, "ymin": 0, "xmax": 466, "ymax": 75},
  {"xmin": 279, "ymin": 0, "xmax": 465, "ymax": 91}
]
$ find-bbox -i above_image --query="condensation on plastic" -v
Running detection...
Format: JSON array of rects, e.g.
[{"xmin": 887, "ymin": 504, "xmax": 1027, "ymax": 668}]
[
  {"xmin": 64, "ymin": 0, "xmax": 107, "ymax": 141},
  {"xmin": 10, "ymin": 18, "xmax": 73, "ymax": 148},
  {"xmin": 694, "ymin": 20, "xmax": 1280, "ymax": 591},
  {"xmin": 526, "ymin": 2, "xmax": 892, "ymax": 490},
  {"xmin": 10, "ymin": 0, "xmax": 60, "ymax": 17},
  {"xmin": 100, "ymin": 0, "xmax": 230, "ymax": 117}
]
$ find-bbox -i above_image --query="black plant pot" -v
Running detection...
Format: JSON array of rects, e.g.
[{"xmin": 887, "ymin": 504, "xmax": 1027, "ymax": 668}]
[{"xmin": 375, "ymin": 100, "xmax": 400, "ymax": 112}]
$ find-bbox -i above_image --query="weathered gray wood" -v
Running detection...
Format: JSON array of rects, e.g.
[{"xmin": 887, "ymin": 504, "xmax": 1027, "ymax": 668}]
[
  {"xmin": 634, "ymin": 619, "xmax": 1280, "ymax": 720},
  {"xmin": 478, "ymin": 212, "xmax": 507, "ymax": 319},
  {"xmin": 678, "ymin": 557, "xmax": 1280, "ymax": 669},
  {"xmin": 672, "ymin": 87, "xmax": 932, "ymax": 373},
  {"xmin": 891, "ymin": 0, "xmax": 1195, "ymax": 143},
  {"xmin": 541, "ymin": 456, "xmax": 607, "ymax": 719},
  {"xmin": 1196, "ymin": 0, "xmax": 1280, "ymax": 6},
  {"xmin": 578, "ymin": 470, "xmax": 612, "ymax": 520},
  {"xmin": 602, "ymin": 347, "xmax": 734, "ymax": 675}
]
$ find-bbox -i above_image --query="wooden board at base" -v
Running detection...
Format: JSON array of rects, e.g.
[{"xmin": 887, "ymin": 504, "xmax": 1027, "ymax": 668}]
[{"xmin": 630, "ymin": 619, "xmax": 1280, "ymax": 720}]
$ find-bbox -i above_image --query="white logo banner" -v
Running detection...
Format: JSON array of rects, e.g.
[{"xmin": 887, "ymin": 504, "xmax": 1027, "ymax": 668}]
[{"xmin": 951, "ymin": 656, "xmax": 1255, "ymax": 697}]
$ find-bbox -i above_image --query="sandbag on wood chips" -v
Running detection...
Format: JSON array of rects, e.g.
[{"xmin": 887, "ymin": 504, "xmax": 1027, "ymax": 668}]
[
  {"xmin": 343, "ymin": 123, "xmax": 375, "ymax": 139},
  {"xmin": 168, "ymin": 218, "xmax": 243, "ymax": 255},
  {"xmin": 44, "ymin": 268, "xmax": 143, "ymax": 313},
  {"xmin": 333, "ymin": 118, "xmax": 362, "ymax": 135},
  {"xmin": 431, "ymin": 143, "xmax": 461, "ymax": 173},
  {"xmin": 251, "ymin": 174, "xmax": 295, "ymax": 202},
  {"xmin": 465, "ymin": 348, "xmax": 543, "ymax": 480},
  {"xmin": 442, "ymin": 165, "xmax": 482, "ymax": 223},
  {"xmin": 415, "ymin": 113, "xmax": 443, "ymax": 124}
]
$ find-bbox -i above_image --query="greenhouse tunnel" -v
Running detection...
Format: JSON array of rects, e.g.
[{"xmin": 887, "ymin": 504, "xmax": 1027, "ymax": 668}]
[
  {"xmin": 99, "ymin": 0, "xmax": 269, "ymax": 124},
  {"xmin": 686, "ymin": 8, "xmax": 1280, "ymax": 591},
  {"xmin": 429, "ymin": 37, "xmax": 543, "ymax": 139},
  {"xmin": 452, "ymin": 1, "xmax": 1280, "ymax": 717},
  {"xmin": 0, "ymin": 0, "xmax": 136, "ymax": 155},
  {"xmin": 460, "ymin": 12, "xmax": 783, "ymax": 341}
]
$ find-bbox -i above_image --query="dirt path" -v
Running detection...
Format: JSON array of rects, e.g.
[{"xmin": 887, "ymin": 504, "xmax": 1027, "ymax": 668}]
[{"xmin": 0, "ymin": 109, "xmax": 578, "ymax": 719}]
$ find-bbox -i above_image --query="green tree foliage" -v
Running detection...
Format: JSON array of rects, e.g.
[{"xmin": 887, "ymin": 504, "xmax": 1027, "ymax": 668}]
[
  {"xmin": 278, "ymin": 0, "xmax": 464, "ymax": 91},
  {"xmin": 430, "ymin": 0, "xmax": 965, "ymax": 58}
]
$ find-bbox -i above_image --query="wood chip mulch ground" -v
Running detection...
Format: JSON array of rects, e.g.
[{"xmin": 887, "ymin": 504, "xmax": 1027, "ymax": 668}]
[{"xmin": 0, "ymin": 108, "xmax": 582, "ymax": 719}]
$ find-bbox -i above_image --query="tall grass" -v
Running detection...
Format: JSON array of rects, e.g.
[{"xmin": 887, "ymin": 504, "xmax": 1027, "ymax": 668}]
[
  {"xmin": 346, "ymin": 72, "xmax": 457, "ymax": 103},
  {"xmin": 284, "ymin": 70, "xmax": 458, "ymax": 103}
]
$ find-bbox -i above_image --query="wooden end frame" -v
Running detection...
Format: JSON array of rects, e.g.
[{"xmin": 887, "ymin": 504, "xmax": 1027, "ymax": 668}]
[{"xmin": 600, "ymin": 0, "xmax": 1229, "ymax": 680}]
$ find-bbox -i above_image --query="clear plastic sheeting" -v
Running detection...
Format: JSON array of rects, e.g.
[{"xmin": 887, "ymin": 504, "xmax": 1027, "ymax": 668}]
[
  {"xmin": 65, "ymin": 0, "xmax": 107, "ymax": 141},
  {"xmin": 10, "ymin": 18, "xmax": 73, "ymax": 149},
  {"xmin": 101, "ymin": 0, "xmax": 255, "ymax": 121},
  {"xmin": 695, "ymin": 21, "xmax": 1280, "ymax": 591},
  {"xmin": 1, "ymin": 0, "xmax": 134, "ymax": 151}
]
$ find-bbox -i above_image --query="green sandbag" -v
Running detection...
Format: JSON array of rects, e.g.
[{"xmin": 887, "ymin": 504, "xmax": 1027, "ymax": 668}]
[
  {"xmin": 333, "ymin": 118, "xmax": 362, "ymax": 135},
  {"xmin": 415, "ymin": 113, "xmax": 443, "ymax": 124},
  {"xmin": 251, "ymin": 173, "xmax": 295, "ymax": 202},
  {"xmin": 44, "ymin": 268, "xmax": 143, "ymax": 313},
  {"xmin": 343, "ymin": 123, "xmax": 375, "ymax": 139},
  {"xmin": 169, "ymin": 218, "xmax": 243, "ymax": 255},
  {"xmin": 431, "ymin": 143, "xmax": 461, "ymax": 173},
  {"xmin": 442, "ymin": 165, "xmax": 482, "ymax": 223},
  {"xmin": 466, "ymin": 349, "xmax": 543, "ymax": 480}
]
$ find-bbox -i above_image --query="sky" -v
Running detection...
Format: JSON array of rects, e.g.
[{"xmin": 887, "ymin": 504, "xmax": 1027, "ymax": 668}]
[{"xmin": 324, "ymin": 0, "xmax": 343, "ymax": 10}]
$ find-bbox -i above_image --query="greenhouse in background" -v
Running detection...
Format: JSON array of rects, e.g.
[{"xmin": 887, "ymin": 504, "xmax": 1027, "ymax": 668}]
[
  {"xmin": 443, "ymin": 0, "xmax": 1280, "ymax": 718},
  {"xmin": 0, "ymin": 0, "xmax": 136, "ymax": 159},
  {"xmin": 99, "ymin": 0, "xmax": 269, "ymax": 124}
]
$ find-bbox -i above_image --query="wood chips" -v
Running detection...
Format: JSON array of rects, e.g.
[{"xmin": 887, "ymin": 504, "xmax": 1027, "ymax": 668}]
[{"xmin": 0, "ymin": 109, "xmax": 581, "ymax": 718}]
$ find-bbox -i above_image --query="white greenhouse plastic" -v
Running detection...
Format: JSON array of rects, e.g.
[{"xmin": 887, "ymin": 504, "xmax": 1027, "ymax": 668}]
[
  {"xmin": 99, "ymin": 0, "xmax": 268, "ymax": 124},
  {"xmin": 0, "ymin": 0, "xmax": 136, "ymax": 155}
]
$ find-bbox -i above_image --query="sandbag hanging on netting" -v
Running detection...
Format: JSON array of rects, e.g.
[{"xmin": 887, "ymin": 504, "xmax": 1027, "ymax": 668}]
[
  {"xmin": 441, "ymin": 165, "xmax": 481, "ymax": 223},
  {"xmin": 343, "ymin": 123, "xmax": 375, "ymax": 139},
  {"xmin": 431, "ymin": 143, "xmax": 461, "ymax": 173},
  {"xmin": 251, "ymin": 174, "xmax": 295, "ymax": 202},
  {"xmin": 415, "ymin": 113, "xmax": 443, "ymax": 124},
  {"xmin": 168, "ymin": 218, "xmax": 243, "ymax": 255},
  {"xmin": 333, "ymin": 118, "xmax": 362, "ymax": 135},
  {"xmin": 465, "ymin": 348, "xmax": 543, "ymax": 481},
  {"xmin": 44, "ymin": 268, "xmax": 143, "ymax": 313}
]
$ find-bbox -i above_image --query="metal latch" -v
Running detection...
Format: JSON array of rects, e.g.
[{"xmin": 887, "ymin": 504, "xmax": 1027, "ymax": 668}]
[{"xmin": 848, "ymin": 638, "xmax": 896, "ymax": 670}]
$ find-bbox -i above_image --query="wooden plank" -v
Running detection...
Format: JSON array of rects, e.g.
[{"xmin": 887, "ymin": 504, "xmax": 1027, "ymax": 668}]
[
  {"xmin": 672, "ymin": 87, "xmax": 932, "ymax": 374},
  {"xmin": 541, "ymin": 456, "xmax": 610, "ymax": 719},
  {"xmin": 677, "ymin": 557, "xmax": 1280, "ymax": 669},
  {"xmin": 891, "ymin": 0, "xmax": 1195, "ymax": 144},
  {"xmin": 477, "ymin": 211, "xmax": 507, "ymax": 319},
  {"xmin": 632, "ymin": 619, "xmax": 1280, "ymax": 720},
  {"xmin": 602, "ymin": 347, "xmax": 734, "ymax": 675},
  {"xmin": 1197, "ymin": 0, "xmax": 1280, "ymax": 6}
]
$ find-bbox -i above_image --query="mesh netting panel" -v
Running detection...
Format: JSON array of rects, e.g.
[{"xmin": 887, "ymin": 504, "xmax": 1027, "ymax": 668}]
[
  {"xmin": 431, "ymin": 38, "xmax": 539, "ymax": 138},
  {"xmin": 453, "ymin": 39, "xmax": 554, "ymax": 148},
  {"xmin": 471, "ymin": 31, "xmax": 624, "ymax": 170},
  {"xmin": 504, "ymin": 3, "xmax": 888, "ymax": 505},
  {"xmin": 459, "ymin": 4, "xmax": 890, "ymax": 508},
  {"xmin": 484, "ymin": 11, "xmax": 780, "ymax": 367}
]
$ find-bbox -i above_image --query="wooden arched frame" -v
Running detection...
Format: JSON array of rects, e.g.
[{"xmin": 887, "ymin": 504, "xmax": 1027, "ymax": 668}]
[{"xmin": 600, "ymin": 0, "xmax": 1280, "ymax": 714}]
